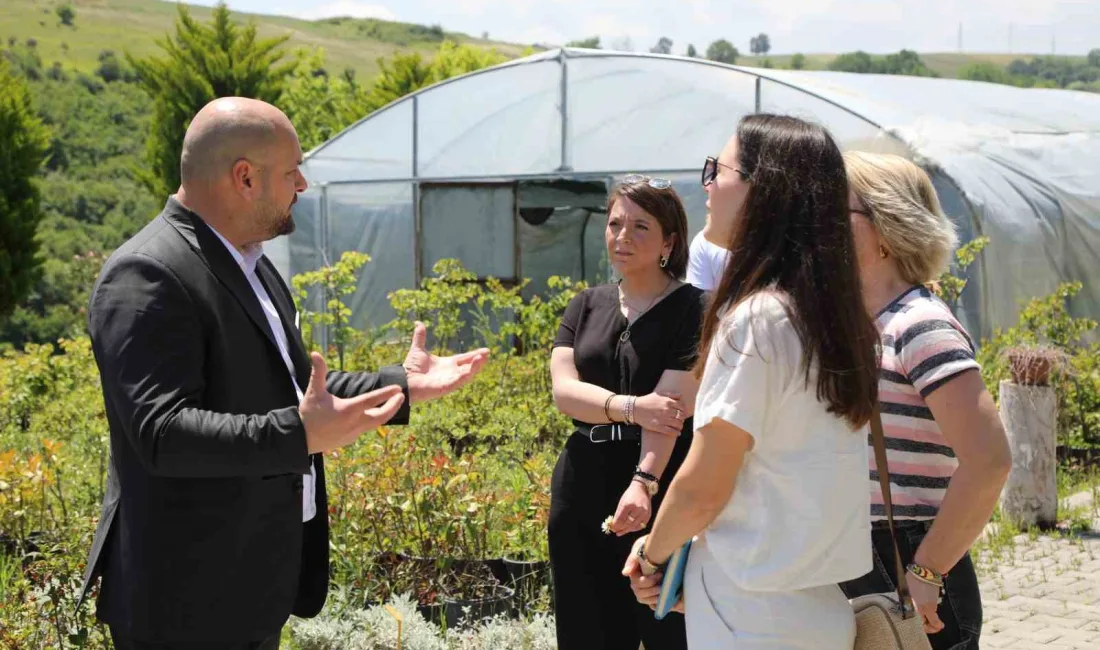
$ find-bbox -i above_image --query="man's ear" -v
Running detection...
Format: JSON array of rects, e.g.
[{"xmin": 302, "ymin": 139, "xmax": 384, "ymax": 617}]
[{"xmin": 232, "ymin": 159, "xmax": 257, "ymax": 195}]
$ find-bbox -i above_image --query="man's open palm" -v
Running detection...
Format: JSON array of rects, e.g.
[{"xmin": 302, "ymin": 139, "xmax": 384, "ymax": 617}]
[
  {"xmin": 299, "ymin": 353, "xmax": 405, "ymax": 454},
  {"xmin": 402, "ymin": 321, "xmax": 490, "ymax": 403}
]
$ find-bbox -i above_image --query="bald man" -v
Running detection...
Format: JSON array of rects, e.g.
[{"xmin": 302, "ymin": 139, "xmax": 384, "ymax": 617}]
[{"xmin": 79, "ymin": 98, "xmax": 488, "ymax": 649}]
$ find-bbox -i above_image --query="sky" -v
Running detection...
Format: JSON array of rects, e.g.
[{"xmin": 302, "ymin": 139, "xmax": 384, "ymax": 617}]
[{"xmin": 187, "ymin": 0, "xmax": 1100, "ymax": 56}]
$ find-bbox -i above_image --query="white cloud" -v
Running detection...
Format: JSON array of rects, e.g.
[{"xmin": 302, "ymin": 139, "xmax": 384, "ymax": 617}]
[
  {"xmin": 580, "ymin": 13, "xmax": 653, "ymax": 50},
  {"xmin": 298, "ymin": 1, "xmax": 396, "ymax": 21}
]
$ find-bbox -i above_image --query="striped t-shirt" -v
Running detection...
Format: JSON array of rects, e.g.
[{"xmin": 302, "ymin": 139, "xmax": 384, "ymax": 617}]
[{"xmin": 871, "ymin": 286, "xmax": 980, "ymax": 521}]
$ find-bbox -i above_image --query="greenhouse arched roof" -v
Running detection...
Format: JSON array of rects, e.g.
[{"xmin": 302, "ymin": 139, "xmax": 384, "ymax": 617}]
[{"xmin": 303, "ymin": 48, "xmax": 1100, "ymax": 186}]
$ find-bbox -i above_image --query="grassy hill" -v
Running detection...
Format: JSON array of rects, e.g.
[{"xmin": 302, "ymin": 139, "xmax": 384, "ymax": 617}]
[{"xmin": 0, "ymin": 0, "xmax": 533, "ymax": 80}]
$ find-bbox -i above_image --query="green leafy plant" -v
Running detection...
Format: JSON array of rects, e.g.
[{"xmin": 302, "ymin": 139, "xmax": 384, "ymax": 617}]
[
  {"xmin": 291, "ymin": 250, "xmax": 371, "ymax": 370},
  {"xmin": 933, "ymin": 235, "xmax": 988, "ymax": 311}
]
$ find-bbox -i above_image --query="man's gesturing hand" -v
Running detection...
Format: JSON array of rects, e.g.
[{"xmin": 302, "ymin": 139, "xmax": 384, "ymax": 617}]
[
  {"xmin": 402, "ymin": 321, "xmax": 489, "ymax": 403},
  {"xmin": 299, "ymin": 353, "xmax": 405, "ymax": 454}
]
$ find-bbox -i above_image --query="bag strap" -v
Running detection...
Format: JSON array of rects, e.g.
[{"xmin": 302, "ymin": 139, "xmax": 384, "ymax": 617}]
[{"xmin": 870, "ymin": 403, "xmax": 915, "ymax": 616}]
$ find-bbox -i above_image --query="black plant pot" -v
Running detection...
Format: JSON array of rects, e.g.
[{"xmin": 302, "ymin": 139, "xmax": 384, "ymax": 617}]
[
  {"xmin": 503, "ymin": 556, "xmax": 551, "ymax": 615},
  {"xmin": 392, "ymin": 553, "xmax": 511, "ymax": 623},
  {"xmin": 1058, "ymin": 445, "xmax": 1100, "ymax": 470},
  {"xmin": 503, "ymin": 557, "xmax": 549, "ymax": 583},
  {"xmin": 482, "ymin": 557, "xmax": 510, "ymax": 586},
  {"xmin": 441, "ymin": 585, "xmax": 515, "ymax": 630},
  {"xmin": 417, "ymin": 601, "xmax": 446, "ymax": 626}
]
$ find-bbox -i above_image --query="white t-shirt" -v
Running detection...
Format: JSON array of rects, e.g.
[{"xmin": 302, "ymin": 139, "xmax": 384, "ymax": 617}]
[
  {"xmin": 693, "ymin": 292, "xmax": 871, "ymax": 592},
  {"xmin": 686, "ymin": 231, "xmax": 729, "ymax": 292}
]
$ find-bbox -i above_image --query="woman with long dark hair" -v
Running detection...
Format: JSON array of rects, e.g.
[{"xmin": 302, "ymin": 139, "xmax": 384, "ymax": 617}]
[{"xmin": 624, "ymin": 114, "xmax": 880, "ymax": 649}]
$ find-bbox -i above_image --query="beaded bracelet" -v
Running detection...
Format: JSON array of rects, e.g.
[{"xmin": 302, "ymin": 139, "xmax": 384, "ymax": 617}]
[{"xmin": 906, "ymin": 563, "xmax": 945, "ymax": 587}]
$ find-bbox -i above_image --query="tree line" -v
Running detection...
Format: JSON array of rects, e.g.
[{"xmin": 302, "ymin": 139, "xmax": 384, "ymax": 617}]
[{"xmin": 565, "ymin": 33, "xmax": 772, "ymax": 64}]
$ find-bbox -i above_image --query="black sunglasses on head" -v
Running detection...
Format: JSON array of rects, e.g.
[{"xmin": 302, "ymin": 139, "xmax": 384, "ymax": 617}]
[{"xmin": 701, "ymin": 156, "xmax": 750, "ymax": 187}]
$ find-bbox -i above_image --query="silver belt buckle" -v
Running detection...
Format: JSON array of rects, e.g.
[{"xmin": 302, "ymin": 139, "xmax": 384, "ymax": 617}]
[{"xmin": 589, "ymin": 424, "xmax": 622, "ymax": 443}]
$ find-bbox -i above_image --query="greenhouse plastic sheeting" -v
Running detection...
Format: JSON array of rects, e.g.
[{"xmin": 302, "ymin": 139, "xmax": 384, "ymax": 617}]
[
  {"xmin": 898, "ymin": 124, "xmax": 1100, "ymax": 339},
  {"xmin": 566, "ymin": 54, "xmax": 759, "ymax": 173},
  {"xmin": 420, "ymin": 184, "xmax": 516, "ymax": 279},
  {"xmin": 301, "ymin": 100, "xmax": 414, "ymax": 183},
  {"xmin": 753, "ymin": 69, "xmax": 1100, "ymax": 134},
  {"xmin": 417, "ymin": 60, "xmax": 562, "ymax": 178},
  {"xmin": 312, "ymin": 183, "xmax": 415, "ymax": 329}
]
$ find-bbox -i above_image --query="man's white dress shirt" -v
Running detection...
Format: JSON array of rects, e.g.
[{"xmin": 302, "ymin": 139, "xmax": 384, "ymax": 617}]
[{"xmin": 208, "ymin": 224, "xmax": 317, "ymax": 522}]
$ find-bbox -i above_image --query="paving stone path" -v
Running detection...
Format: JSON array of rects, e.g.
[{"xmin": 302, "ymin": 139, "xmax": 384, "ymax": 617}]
[{"xmin": 977, "ymin": 490, "xmax": 1100, "ymax": 648}]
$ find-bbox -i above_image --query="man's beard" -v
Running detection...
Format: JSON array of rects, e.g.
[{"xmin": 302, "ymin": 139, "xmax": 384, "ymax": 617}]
[
  {"xmin": 274, "ymin": 209, "xmax": 296, "ymax": 237},
  {"xmin": 257, "ymin": 198, "xmax": 296, "ymax": 240}
]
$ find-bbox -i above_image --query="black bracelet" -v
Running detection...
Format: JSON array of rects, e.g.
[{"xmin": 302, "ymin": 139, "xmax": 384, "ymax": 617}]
[
  {"xmin": 604, "ymin": 394, "xmax": 617, "ymax": 422},
  {"xmin": 634, "ymin": 466, "xmax": 659, "ymax": 482}
]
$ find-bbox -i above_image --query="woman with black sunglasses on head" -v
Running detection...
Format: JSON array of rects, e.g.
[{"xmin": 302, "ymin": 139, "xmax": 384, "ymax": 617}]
[
  {"xmin": 623, "ymin": 115, "xmax": 880, "ymax": 649},
  {"xmin": 549, "ymin": 175, "xmax": 705, "ymax": 650}
]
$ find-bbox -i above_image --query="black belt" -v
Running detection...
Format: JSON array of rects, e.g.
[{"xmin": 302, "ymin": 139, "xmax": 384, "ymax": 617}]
[
  {"xmin": 871, "ymin": 519, "xmax": 933, "ymax": 532},
  {"xmin": 576, "ymin": 423, "xmax": 643, "ymax": 443}
]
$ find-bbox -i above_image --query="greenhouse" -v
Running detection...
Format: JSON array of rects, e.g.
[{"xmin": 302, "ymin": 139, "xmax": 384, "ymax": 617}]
[{"xmin": 268, "ymin": 48, "xmax": 1100, "ymax": 340}]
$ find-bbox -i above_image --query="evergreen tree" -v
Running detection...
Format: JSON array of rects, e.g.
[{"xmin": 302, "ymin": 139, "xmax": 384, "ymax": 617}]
[
  {"xmin": 0, "ymin": 59, "xmax": 51, "ymax": 320},
  {"xmin": 128, "ymin": 3, "xmax": 294, "ymax": 197}
]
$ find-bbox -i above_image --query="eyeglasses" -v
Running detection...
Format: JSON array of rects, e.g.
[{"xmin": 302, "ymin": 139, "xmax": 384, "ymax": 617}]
[
  {"xmin": 621, "ymin": 173, "xmax": 672, "ymax": 190},
  {"xmin": 701, "ymin": 156, "xmax": 749, "ymax": 187}
]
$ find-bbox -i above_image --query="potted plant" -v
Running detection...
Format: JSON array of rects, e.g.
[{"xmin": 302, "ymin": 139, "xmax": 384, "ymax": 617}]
[
  {"xmin": 499, "ymin": 456, "xmax": 553, "ymax": 616},
  {"xmin": 1004, "ymin": 344, "xmax": 1066, "ymax": 386},
  {"xmin": 437, "ymin": 561, "xmax": 514, "ymax": 629}
]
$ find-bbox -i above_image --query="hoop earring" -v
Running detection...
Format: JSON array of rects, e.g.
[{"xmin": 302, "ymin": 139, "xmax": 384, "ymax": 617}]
[{"xmin": 660, "ymin": 255, "xmax": 669, "ymax": 268}]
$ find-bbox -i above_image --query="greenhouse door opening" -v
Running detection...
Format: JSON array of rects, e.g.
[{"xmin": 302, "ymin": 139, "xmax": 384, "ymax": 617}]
[{"xmin": 418, "ymin": 180, "xmax": 610, "ymax": 296}]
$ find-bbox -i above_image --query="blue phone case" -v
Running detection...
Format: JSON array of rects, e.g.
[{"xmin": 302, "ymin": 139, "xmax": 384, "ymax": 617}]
[{"xmin": 654, "ymin": 538, "xmax": 692, "ymax": 620}]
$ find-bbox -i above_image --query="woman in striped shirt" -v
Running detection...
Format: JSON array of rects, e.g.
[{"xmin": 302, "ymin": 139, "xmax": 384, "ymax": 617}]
[{"xmin": 839, "ymin": 152, "xmax": 1012, "ymax": 650}]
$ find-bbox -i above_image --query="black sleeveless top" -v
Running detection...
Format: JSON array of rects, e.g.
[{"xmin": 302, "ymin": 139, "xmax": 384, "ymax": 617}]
[{"xmin": 553, "ymin": 283, "xmax": 706, "ymax": 429}]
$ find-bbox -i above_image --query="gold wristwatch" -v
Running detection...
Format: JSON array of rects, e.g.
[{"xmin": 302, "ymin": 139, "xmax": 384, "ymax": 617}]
[{"xmin": 636, "ymin": 538, "xmax": 661, "ymax": 576}]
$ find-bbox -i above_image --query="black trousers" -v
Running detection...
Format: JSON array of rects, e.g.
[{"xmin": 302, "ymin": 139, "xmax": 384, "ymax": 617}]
[
  {"xmin": 110, "ymin": 628, "xmax": 281, "ymax": 650},
  {"xmin": 839, "ymin": 520, "xmax": 982, "ymax": 650},
  {"xmin": 549, "ymin": 432, "xmax": 690, "ymax": 650}
]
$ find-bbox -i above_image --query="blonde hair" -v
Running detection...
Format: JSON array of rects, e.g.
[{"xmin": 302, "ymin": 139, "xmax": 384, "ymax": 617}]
[{"xmin": 844, "ymin": 152, "xmax": 958, "ymax": 285}]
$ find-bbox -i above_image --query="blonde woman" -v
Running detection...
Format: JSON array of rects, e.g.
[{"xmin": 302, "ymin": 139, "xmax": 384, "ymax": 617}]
[{"xmin": 840, "ymin": 152, "xmax": 1011, "ymax": 650}]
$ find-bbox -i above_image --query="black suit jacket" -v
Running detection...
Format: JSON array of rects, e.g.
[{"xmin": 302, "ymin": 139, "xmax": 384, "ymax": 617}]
[{"xmin": 79, "ymin": 198, "xmax": 410, "ymax": 645}]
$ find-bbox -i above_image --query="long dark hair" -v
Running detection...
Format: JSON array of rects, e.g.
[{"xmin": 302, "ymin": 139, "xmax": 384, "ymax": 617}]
[{"xmin": 696, "ymin": 114, "xmax": 879, "ymax": 428}]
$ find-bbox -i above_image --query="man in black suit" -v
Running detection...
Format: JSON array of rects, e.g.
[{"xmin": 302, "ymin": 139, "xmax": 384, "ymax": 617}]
[{"xmin": 80, "ymin": 97, "xmax": 489, "ymax": 649}]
